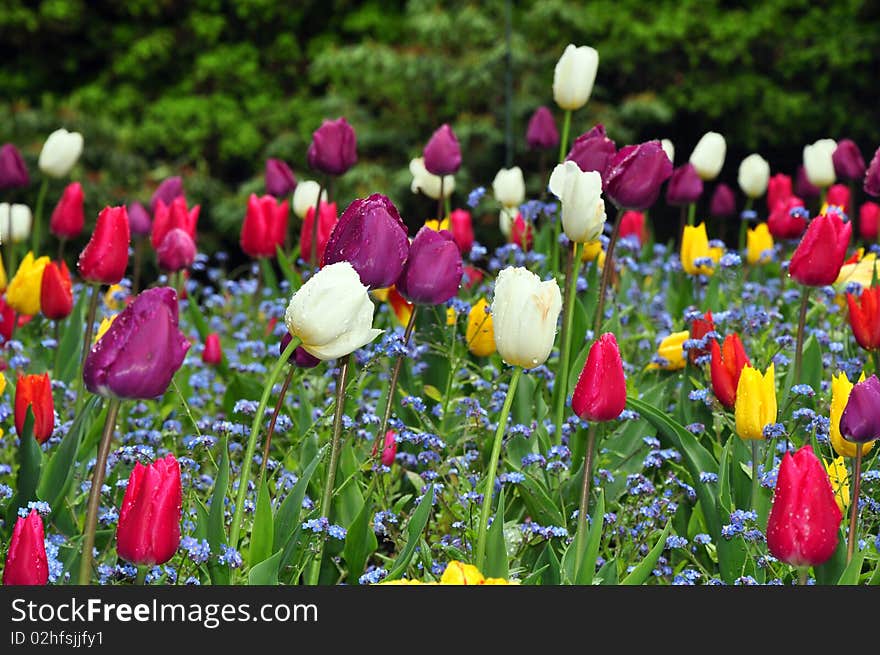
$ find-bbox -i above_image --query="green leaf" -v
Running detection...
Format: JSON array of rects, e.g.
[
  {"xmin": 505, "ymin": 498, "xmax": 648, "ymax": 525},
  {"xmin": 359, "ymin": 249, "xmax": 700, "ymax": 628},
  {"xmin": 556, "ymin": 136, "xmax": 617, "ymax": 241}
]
[
  {"xmin": 249, "ymin": 479, "xmax": 274, "ymax": 568},
  {"xmin": 343, "ymin": 497, "xmax": 378, "ymax": 580},
  {"xmin": 207, "ymin": 435, "xmax": 230, "ymax": 585},
  {"xmin": 422, "ymin": 384, "xmax": 443, "ymax": 404},
  {"xmin": 274, "ymin": 446, "xmax": 326, "ymax": 552},
  {"xmin": 56, "ymin": 292, "xmax": 88, "ymax": 384},
  {"xmin": 484, "ymin": 489, "xmax": 508, "ymax": 579},
  {"xmin": 597, "ymin": 558, "xmax": 619, "ymax": 585},
  {"xmin": 621, "ymin": 522, "xmax": 672, "ymax": 585},
  {"xmin": 15, "ymin": 412, "xmax": 41, "ymax": 505},
  {"xmin": 578, "ymin": 488, "xmax": 605, "ymax": 585},
  {"xmin": 259, "ymin": 256, "xmax": 279, "ymax": 292},
  {"xmin": 385, "ymin": 485, "xmax": 434, "ymax": 580},
  {"xmin": 837, "ymin": 548, "xmax": 866, "ymax": 585},
  {"xmin": 515, "ymin": 472, "xmax": 565, "ymax": 527},
  {"xmin": 248, "ymin": 549, "xmax": 283, "ymax": 585},
  {"xmin": 275, "ymin": 245, "xmax": 301, "ymax": 290}
]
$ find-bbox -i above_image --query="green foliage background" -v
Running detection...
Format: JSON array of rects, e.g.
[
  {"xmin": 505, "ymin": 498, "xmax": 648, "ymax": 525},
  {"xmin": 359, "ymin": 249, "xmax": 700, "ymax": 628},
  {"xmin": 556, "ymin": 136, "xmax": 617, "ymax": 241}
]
[{"xmin": 2, "ymin": 0, "xmax": 878, "ymax": 253}]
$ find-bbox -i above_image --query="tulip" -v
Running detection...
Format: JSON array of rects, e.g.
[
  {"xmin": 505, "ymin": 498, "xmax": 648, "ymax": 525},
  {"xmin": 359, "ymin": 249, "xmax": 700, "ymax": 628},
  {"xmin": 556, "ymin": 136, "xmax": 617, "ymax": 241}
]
[
  {"xmin": 396, "ymin": 227, "xmax": 462, "ymax": 305},
  {"xmin": 709, "ymin": 183, "xmax": 736, "ymax": 218},
  {"xmin": 15, "ymin": 372, "xmax": 54, "ymax": 442},
  {"xmin": 265, "ymin": 158, "xmax": 297, "ymax": 198},
  {"xmin": 0, "ymin": 252, "xmax": 5, "ymax": 292},
  {"xmin": 492, "ymin": 166, "xmax": 525, "ymax": 208},
  {"xmin": 462, "ymin": 265, "xmax": 484, "ymax": 290},
  {"xmin": 737, "ymin": 153, "xmax": 770, "ymax": 199},
  {"xmin": 680, "ymin": 222, "xmax": 722, "ymax": 275},
  {"xmin": 48, "ymin": 182, "xmax": 85, "ymax": 240},
  {"xmin": 0, "ymin": 297, "xmax": 15, "ymax": 343},
  {"xmin": 687, "ymin": 310, "xmax": 715, "ymax": 365},
  {"xmin": 149, "ymin": 176, "xmax": 184, "ymax": 213},
  {"xmin": 307, "ymin": 117, "xmax": 357, "ymax": 176},
  {"xmin": 151, "ymin": 197, "xmax": 199, "ymax": 250},
  {"xmin": 202, "ymin": 332, "xmax": 223, "ymax": 366},
  {"xmin": 766, "ymin": 445, "xmax": 841, "ymax": 568},
  {"xmin": 824, "ymin": 456, "xmax": 850, "ymax": 514},
  {"xmin": 279, "ymin": 332, "xmax": 321, "ymax": 368},
  {"xmin": 448, "ymin": 209, "xmax": 474, "ymax": 254},
  {"xmin": 292, "ymin": 180, "xmax": 328, "ymax": 219},
  {"xmin": 618, "ymin": 210, "xmax": 646, "ymax": 245},
  {"xmin": 796, "ymin": 164, "xmax": 821, "ymax": 200},
  {"xmin": 240, "ymin": 194, "xmax": 288, "ymax": 259},
  {"xmin": 371, "ymin": 430, "xmax": 397, "ymax": 467},
  {"xmin": 78, "ymin": 206, "xmax": 131, "ymax": 285},
  {"xmin": 734, "ymin": 363, "xmax": 776, "ymax": 440},
  {"xmin": 647, "ymin": 330, "xmax": 688, "ymax": 371},
  {"xmin": 526, "ymin": 106, "xmax": 559, "ymax": 150},
  {"xmin": 0, "ymin": 143, "xmax": 29, "ymax": 189},
  {"xmin": 846, "ymin": 286, "xmax": 880, "ymax": 351},
  {"xmin": 423, "ymin": 124, "xmax": 461, "ymax": 176},
  {"xmin": 299, "ymin": 201, "xmax": 337, "ymax": 265},
  {"xmin": 552, "ymin": 44, "xmax": 599, "ymax": 111},
  {"xmin": 688, "ymin": 132, "xmax": 726, "ymax": 181},
  {"xmin": 84, "ymin": 287, "xmax": 190, "ymax": 399},
  {"xmin": 157, "ymin": 228, "xmax": 197, "ymax": 272},
  {"xmin": 2, "ymin": 510, "xmax": 48, "ymax": 585},
  {"xmin": 710, "ymin": 334, "xmax": 750, "ymax": 409},
  {"xmin": 127, "ymin": 201, "xmax": 152, "ymax": 237},
  {"xmin": 498, "ymin": 207, "xmax": 515, "ymax": 239},
  {"xmin": 548, "ymin": 161, "xmax": 606, "ymax": 243},
  {"xmin": 767, "ymin": 196, "xmax": 807, "ymax": 240},
  {"xmin": 832, "ymin": 139, "xmax": 866, "ymax": 181},
  {"xmin": 116, "ymin": 454, "xmax": 182, "ymax": 566},
  {"xmin": 865, "ymin": 146, "xmax": 880, "ymax": 197},
  {"xmin": 378, "ymin": 284, "xmax": 413, "ymax": 327},
  {"xmin": 409, "ymin": 157, "xmax": 455, "ymax": 200},
  {"xmin": 490, "ymin": 266, "xmax": 561, "ymax": 368},
  {"xmin": 94, "ymin": 314, "xmax": 117, "ymax": 344},
  {"xmin": 466, "ymin": 298, "xmax": 495, "ymax": 357},
  {"xmin": 746, "ymin": 223, "xmax": 774, "ymax": 265},
  {"xmin": 857, "ymin": 202, "xmax": 878, "ymax": 241},
  {"xmin": 665, "ymin": 163, "xmax": 703, "ymax": 206},
  {"xmin": 40, "ymin": 260, "xmax": 73, "ymax": 320},
  {"xmin": 661, "ymin": 139, "xmax": 674, "ymax": 163},
  {"xmin": 788, "ymin": 211, "xmax": 851, "ymax": 287},
  {"xmin": 826, "ymin": 183, "xmax": 851, "ymax": 215},
  {"xmin": 511, "ymin": 214, "xmax": 533, "ymax": 251},
  {"xmin": 803, "ymin": 139, "xmax": 837, "ymax": 188},
  {"xmin": 572, "ymin": 332, "xmax": 626, "ymax": 421},
  {"xmin": 604, "ymin": 141, "xmax": 673, "ymax": 210},
  {"xmin": 840, "ymin": 375, "xmax": 880, "ymax": 443},
  {"xmin": 7, "ymin": 252, "xmax": 49, "ymax": 316},
  {"xmin": 767, "ymin": 173, "xmax": 793, "ymax": 212},
  {"xmin": 565, "ymin": 124, "xmax": 616, "ymax": 180},
  {"xmin": 0, "ymin": 203, "xmax": 33, "ymax": 243},
  {"xmin": 322, "ymin": 194, "xmax": 409, "ymax": 289},
  {"xmin": 38, "ymin": 128, "xmax": 83, "ymax": 178},
  {"xmin": 828, "ymin": 372, "xmax": 873, "ymax": 458}
]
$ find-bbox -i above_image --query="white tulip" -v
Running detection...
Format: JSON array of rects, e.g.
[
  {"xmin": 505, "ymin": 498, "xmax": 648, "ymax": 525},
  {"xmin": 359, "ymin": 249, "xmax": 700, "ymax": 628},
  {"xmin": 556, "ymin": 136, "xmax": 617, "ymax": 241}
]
[
  {"xmin": 689, "ymin": 132, "xmax": 726, "ymax": 181},
  {"xmin": 284, "ymin": 261, "xmax": 382, "ymax": 360},
  {"xmin": 803, "ymin": 139, "xmax": 837, "ymax": 188},
  {"xmin": 409, "ymin": 157, "xmax": 455, "ymax": 200},
  {"xmin": 0, "ymin": 203, "xmax": 33, "ymax": 244},
  {"xmin": 548, "ymin": 161, "xmax": 606, "ymax": 243},
  {"xmin": 492, "ymin": 166, "xmax": 525, "ymax": 208},
  {"xmin": 491, "ymin": 266, "xmax": 562, "ymax": 369},
  {"xmin": 499, "ymin": 207, "xmax": 515, "ymax": 239},
  {"xmin": 292, "ymin": 180, "xmax": 328, "ymax": 219},
  {"xmin": 737, "ymin": 154, "xmax": 770, "ymax": 198},
  {"xmin": 552, "ymin": 44, "xmax": 599, "ymax": 112},
  {"xmin": 661, "ymin": 139, "xmax": 675, "ymax": 163},
  {"xmin": 38, "ymin": 128, "xmax": 84, "ymax": 178}
]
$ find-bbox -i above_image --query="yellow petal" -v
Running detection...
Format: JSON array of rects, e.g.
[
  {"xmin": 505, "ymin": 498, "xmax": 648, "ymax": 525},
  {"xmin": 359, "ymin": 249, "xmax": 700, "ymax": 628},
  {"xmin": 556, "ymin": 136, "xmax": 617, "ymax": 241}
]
[{"xmin": 439, "ymin": 560, "xmax": 485, "ymax": 585}]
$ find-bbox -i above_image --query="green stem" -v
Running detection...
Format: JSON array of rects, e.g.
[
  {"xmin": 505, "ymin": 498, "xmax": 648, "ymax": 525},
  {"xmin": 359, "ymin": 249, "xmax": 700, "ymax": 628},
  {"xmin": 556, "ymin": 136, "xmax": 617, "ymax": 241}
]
[
  {"xmin": 474, "ymin": 366, "xmax": 522, "ymax": 570},
  {"xmin": 793, "ymin": 286, "xmax": 811, "ymax": 384},
  {"xmin": 574, "ymin": 422, "xmax": 599, "ymax": 576},
  {"xmin": 229, "ymin": 335, "xmax": 301, "ymax": 550},
  {"xmin": 847, "ymin": 446, "xmax": 863, "ymax": 565},
  {"xmin": 74, "ymin": 283, "xmax": 101, "ymax": 417},
  {"xmin": 557, "ymin": 110, "xmax": 572, "ymax": 164},
  {"xmin": 550, "ymin": 110, "xmax": 573, "ymax": 276},
  {"xmin": 373, "ymin": 306, "xmax": 418, "ymax": 460},
  {"xmin": 310, "ymin": 181, "xmax": 324, "ymax": 268},
  {"xmin": 687, "ymin": 201, "xmax": 696, "ymax": 227},
  {"xmin": 440, "ymin": 317, "xmax": 458, "ymax": 435},
  {"xmin": 872, "ymin": 350, "xmax": 880, "ymax": 377},
  {"xmin": 136, "ymin": 565, "xmax": 149, "ymax": 585},
  {"xmin": 798, "ymin": 568, "xmax": 808, "ymax": 586},
  {"xmin": 78, "ymin": 397, "xmax": 121, "ymax": 584},
  {"xmin": 554, "ymin": 241, "xmax": 580, "ymax": 443},
  {"xmin": 32, "ymin": 177, "xmax": 48, "ymax": 254},
  {"xmin": 593, "ymin": 206, "xmax": 624, "ymax": 338},
  {"xmin": 437, "ymin": 177, "xmax": 445, "ymax": 221},
  {"xmin": 738, "ymin": 197, "xmax": 754, "ymax": 252},
  {"xmin": 750, "ymin": 440, "xmax": 761, "ymax": 511},
  {"xmin": 259, "ymin": 363, "xmax": 296, "ymax": 484}
]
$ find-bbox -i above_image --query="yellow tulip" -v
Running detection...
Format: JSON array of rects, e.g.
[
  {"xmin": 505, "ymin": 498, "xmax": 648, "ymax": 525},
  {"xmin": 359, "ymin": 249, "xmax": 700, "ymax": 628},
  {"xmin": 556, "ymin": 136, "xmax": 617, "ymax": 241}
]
[
  {"xmin": 681, "ymin": 223, "xmax": 721, "ymax": 275},
  {"xmin": 0, "ymin": 372, "xmax": 6, "ymax": 396},
  {"xmin": 439, "ymin": 560, "xmax": 485, "ymax": 585},
  {"xmin": 835, "ymin": 252, "xmax": 877, "ymax": 291},
  {"xmin": 6, "ymin": 251, "xmax": 49, "ymax": 316},
  {"xmin": 465, "ymin": 298, "xmax": 495, "ymax": 357},
  {"xmin": 646, "ymin": 330, "xmax": 689, "ymax": 371},
  {"xmin": 424, "ymin": 218, "xmax": 450, "ymax": 232},
  {"xmin": 825, "ymin": 456, "xmax": 850, "ymax": 513},
  {"xmin": 746, "ymin": 223, "xmax": 774, "ymax": 265},
  {"xmin": 103, "ymin": 284, "xmax": 128, "ymax": 310},
  {"xmin": 446, "ymin": 307, "xmax": 457, "ymax": 326},
  {"xmin": 580, "ymin": 240, "xmax": 605, "ymax": 269},
  {"xmin": 0, "ymin": 251, "xmax": 7, "ymax": 292},
  {"xmin": 829, "ymin": 371, "xmax": 873, "ymax": 458},
  {"xmin": 734, "ymin": 364, "xmax": 777, "ymax": 440},
  {"xmin": 94, "ymin": 314, "xmax": 117, "ymax": 343}
]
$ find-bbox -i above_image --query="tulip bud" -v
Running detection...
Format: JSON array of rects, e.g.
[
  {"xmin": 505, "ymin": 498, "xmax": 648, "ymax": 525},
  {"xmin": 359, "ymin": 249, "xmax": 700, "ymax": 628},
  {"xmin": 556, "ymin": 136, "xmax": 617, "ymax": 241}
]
[
  {"xmin": 865, "ymin": 146, "xmax": 880, "ymax": 197},
  {"xmin": 746, "ymin": 223, "xmax": 774, "ymax": 265},
  {"xmin": 150, "ymin": 176, "xmax": 184, "ymax": 213},
  {"xmin": 48, "ymin": 182, "xmax": 85, "ymax": 240},
  {"xmin": 449, "ymin": 209, "xmax": 474, "ymax": 254},
  {"xmin": 829, "ymin": 372, "xmax": 874, "ymax": 458},
  {"xmin": 565, "ymin": 124, "xmax": 617, "ymax": 180},
  {"xmin": 2, "ymin": 510, "xmax": 48, "ymax": 585},
  {"xmin": 619, "ymin": 210, "xmax": 646, "ymax": 245},
  {"xmin": 767, "ymin": 196, "xmax": 807, "ymax": 240},
  {"xmin": 396, "ymin": 227, "xmax": 463, "ymax": 305},
  {"xmin": 767, "ymin": 445, "xmax": 841, "ymax": 567},
  {"xmin": 0, "ymin": 143, "xmax": 29, "ymax": 189},
  {"xmin": 767, "ymin": 173, "xmax": 793, "ymax": 212},
  {"xmin": 859, "ymin": 202, "xmax": 879, "ymax": 241},
  {"xmin": 78, "ymin": 206, "xmax": 131, "ymax": 285},
  {"xmin": 832, "ymin": 139, "xmax": 866, "ymax": 181},
  {"xmin": 466, "ymin": 298, "xmax": 495, "ymax": 357},
  {"xmin": 292, "ymin": 180, "xmax": 328, "ymax": 219},
  {"xmin": 202, "ymin": 332, "xmax": 223, "ymax": 366},
  {"xmin": 572, "ymin": 332, "xmax": 626, "ymax": 421},
  {"xmin": 15, "ymin": 372, "xmax": 54, "ymax": 443},
  {"xmin": 157, "ymin": 228, "xmax": 197, "ymax": 272},
  {"xmin": 710, "ymin": 334, "xmax": 750, "ymax": 409},
  {"xmin": 0, "ymin": 203, "xmax": 33, "ymax": 243},
  {"xmin": 647, "ymin": 331, "xmax": 688, "ymax": 371},
  {"xmin": 788, "ymin": 211, "xmax": 851, "ymax": 287},
  {"xmin": 511, "ymin": 213, "xmax": 533, "ymax": 252},
  {"xmin": 116, "ymin": 454, "xmax": 182, "ymax": 566},
  {"xmin": 688, "ymin": 132, "xmax": 726, "ymax": 181},
  {"xmin": 498, "ymin": 207, "xmax": 514, "ymax": 239},
  {"xmin": 687, "ymin": 310, "xmax": 715, "ymax": 365},
  {"xmin": 38, "ymin": 128, "xmax": 83, "ymax": 178},
  {"xmin": 661, "ymin": 139, "xmax": 674, "ymax": 163},
  {"xmin": 423, "ymin": 124, "xmax": 462, "ymax": 176},
  {"xmin": 299, "ymin": 201, "xmax": 337, "ymax": 265},
  {"xmin": 0, "ymin": 297, "xmax": 15, "ymax": 343},
  {"xmin": 526, "ymin": 106, "xmax": 559, "ymax": 150},
  {"xmin": 265, "ymin": 158, "xmax": 297, "ymax": 198},
  {"xmin": 709, "ymin": 183, "xmax": 736, "ymax": 218},
  {"xmin": 151, "ymin": 197, "xmax": 199, "ymax": 251},
  {"xmin": 409, "ymin": 157, "xmax": 455, "ymax": 200},
  {"xmin": 826, "ymin": 183, "xmax": 851, "ymax": 215},
  {"xmin": 803, "ymin": 139, "xmax": 837, "ymax": 188},
  {"xmin": 552, "ymin": 44, "xmax": 599, "ymax": 111},
  {"xmin": 734, "ymin": 363, "xmax": 776, "ymax": 440},
  {"xmin": 240, "ymin": 194, "xmax": 289, "ymax": 259},
  {"xmin": 665, "ymin": 163, "xmax": 703, "ymax": 206},
  {"xmin": 490, "ymin": 266, "xmax": 561, "ymax": 368},
  {"xmin": 84, "ymin": 287, "xmax": 190, "ymax": 399},
  {"xmin": 127, "ymin": 201, "xmax": 152, "ymax": 237},
  {"xmin": 840, "ymin": 375, "xmax": 880, "ymax": 443},
  {"xmin": 492, "ymin": 167, "xmax": 525, "ymax": 208},
  {"xmin": 307, "ymin": 117, "xmax": 357, "ymax": 176},
  {"xmin": 371, "ymin": 430, "xmax": 397, "ymax": 467},
  {"xmin": 322, "ymin": 194, "xmax": 409, "ymax": 289},
  {"xmin": 680, "ymin": 223, "xmax": 722, "ymax": 276},
  {"xmin": 737, "ymin": 153, "xmax": 770, "ymax": 199},
  {"xmin": 7, "ymin": 252, "xmax": 49, "ymax": 316},
  {"xmin": 40, "ymin": 260, "xmax": 73, "ymax": 321},
  {"xmin": 548, "ymin": 161, "xmax": 606, "ymax": 243},
  {"xmin": 604, "ymin": 141, "xmax": 673, "ymax": 210}
]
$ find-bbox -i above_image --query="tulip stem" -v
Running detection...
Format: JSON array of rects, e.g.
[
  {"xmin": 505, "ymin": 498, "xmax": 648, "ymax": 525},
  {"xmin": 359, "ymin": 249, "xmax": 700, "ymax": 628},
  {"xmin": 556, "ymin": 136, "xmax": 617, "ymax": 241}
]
[
  {"xmin": 78, "ymin": 397, "xmax": 121, "ymax": 584},
  {"xmin": 74, "ymin": 283, "xmax": 101, "ymax": 417},
  {"xmin": 474, "ymin": 366, "xmax": 522, "ymax": 571},
  {"xmin": 310, "ymin": 182, "xmax": 324, "ymax": 269},
  {"xmin": 687, "ymin": 202, "xmax": 696, "ymax": 227},
  {"xmin": 593, "ymin": 206, "xmax": 624, "ymax": 338},
  {"xmin": 574, "ymin": 421, "xmax": 599, "ymax": 578},
  {"xmin": 57, "ymin": 237, "xmax": 66, "ymax": 262},
  {"xmin": 437, "ymin": 178, "xmax": 445, "ymax": 221},
  {"xmin": 872, "ymin": 350, "xmax": 880, "ymax": 377},
  {"xmin": 847, "ymin": 446, "xmax": 863, "ymax": 564},
  {"xmin": 750, "ymin": 440, "xmax": 761, "ymax": 511},
  {"xmin": 553, "ymin": 241, "xmax": 580, "ymax": 444},
  {"xmin": 32, "ymin": 177, "xmax": 48, "ymax": 254},
  {"xmin": 229, "ymin": 335, "xmax": 301, "ymax": 551},
  {"xmin": 793, "ymin": 286, "xmax": 811, "ymax": 384},
  {"xmin": 373, "ymin": 306, "xmax": 418, "ymax": 462},
  {"xmin": 259, "ymin": 363, "xmax": 296, "ymax": 484},
  {"xmin": 798, "ymin": 567, "xmax": 808, "ymax": 586},
  {"xmin": 309, "ymin": 353, "xmax": 352, "ymax": 585},
  {"xmin": 738, "ymin": 197, "xmax": 754, "ymax": 252},
  {"xmin": 558, "ymin": 110, "xmax": 572, "ymax": 164}
]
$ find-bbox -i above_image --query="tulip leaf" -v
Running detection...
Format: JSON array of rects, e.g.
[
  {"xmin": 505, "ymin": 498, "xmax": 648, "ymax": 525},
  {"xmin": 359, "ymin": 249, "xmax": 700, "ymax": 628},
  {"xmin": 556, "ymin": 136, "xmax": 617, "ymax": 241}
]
[
  {"xmin": 484, "ymin": 489, "xmax": 508, "ymax": 579},
  {"xmin": 274, "ymin": 446, "xmax": 326, "ymax": 552},
  {"xmin": 249, "ymin": 479, "xmax": 274, "ymax": 568},
  {"xmin": 620, "ymin": 521, "xmax": 672, "ymax": 585},
  {"xmin": 422, "ymin": 384, "xmax": 443, "ymax": 404},
  {"xmin": 837, "ymin": 547, "xmax": 866, "ymax": 585},
  {"xmin": 14, "ymin": 411, "xmax": 41, "ymax": 506},
  {"xmin": 385, "ymin": 485, "xmax": 434, "ymax": 581},
  {"xmin": 259, "ymin": 256, "xmax": 279, "ymax": 292},
  {"xmin": 515, "ymin": 471, "xmax": 566, "ymax": 527},
  {"xmin": 597, "ymin": 558, "xmax": 619, "ymax": 585},
  {"xmin": 207, "ymin": 435, "xmax": 230, "ymax": 585},
  {"xmin": 342, "ymin": 495, "xmax": 377, "ymax": 581},
  {"xmin": 56, "ymin": 291, "xmax": 88, "ymax": 384},
  {"xmin": 275, "ymin": 245, "xmax": 301, "ymax": 290},
  {"xmin": 578, "ymin": 488, "xmax": 605, "ymax": 585},
  {"xmin": 814, "ymin": 531, "xmax": 848, "ymax": 584},
  {"xmin": 248, "ymin": 549, "xmax": 283, "ymax": 586}
]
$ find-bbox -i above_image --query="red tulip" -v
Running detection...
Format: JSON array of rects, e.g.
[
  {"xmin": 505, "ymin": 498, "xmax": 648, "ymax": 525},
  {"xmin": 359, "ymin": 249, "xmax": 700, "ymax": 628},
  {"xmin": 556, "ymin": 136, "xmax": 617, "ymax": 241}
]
[
  {"xmin": 449, "ymin": 208, "xmax": 475, "ymax": 254},
  {"xmin": 826, "ymin": 183, "xmax": 851, "ymax": 215},
  {"xmin": 618, "ymin": 210, "xmax": 646, "ymax": 245},
  {"xmin": 788, "ymin": 211, "xmax": 851, "ymax": 287},
  {"xmin": 2, "ymin": 510, "xmax": 48, "ymax": 585},
  {"xmin": 688, "ymin": 310, "xmax": 715, "ymax": 365},
  {"xmin": 49, "ymin": 181, "xmax": 85, "ymax": 239},
  {"xmin": 766, "ymin": 445, "xmax": 841, "ymax": 567},
  {"xmin": 0, "ymin": 297, "xmax": 15, "ymax": 343},
  {"xmin": 710, "ymin": 334, "xmax": 750, "ymax": 409},
  {"xmin": 151, "ymin": 197, "xmax": 199, "ymax": 250},
  {"xmin": 511, "ymin": 214, "xmax": 533, "ymax": 251},
  {"xmin": 240, "ymin": 193, "xmax": 289, "ymax": 259},
  {"xmin": 572, "ymin": 332, "xmax": 626, "ymax": 421},
  {"xmin": 767, "ymin": 195, "xmax": 807, "ymax": 240},
  {"xmin": 462, "ymin": 265, "xmax": 484, "ymax": 290},
  {"xmin": 859, "ymin": 202, "xmax": 880, "ymax": 241},
  {"xmin": 78, "ymin": 206, "xmax": 131, "ymax": 285},
  {"xmin": 846, "ymin": 286, "xmax": 880, "ymax": 351},
  {"xmin": 299, "ymin": 201, "xmax": 337, "ymax": 264},
  {"xmin": 766, "ymin": 173, "xmax": 793, "ymax": 212},
  {"xmin": 40, "ymin": 260, "xmax": 73, "ymax": 320},
  {"xmin": 156, "ymin": 228, "xmax": 197, "ymax": 273},
  {"xmin": 202, "ymin": 332, "xmax": 223, "ymax": 365},
  {"xmin": 15, "ymin": 373, "xmax": 54, "ymax": 443},
  {"xmin": 371, "ymin": 430, "xmax": 398, "ymax": 467}
]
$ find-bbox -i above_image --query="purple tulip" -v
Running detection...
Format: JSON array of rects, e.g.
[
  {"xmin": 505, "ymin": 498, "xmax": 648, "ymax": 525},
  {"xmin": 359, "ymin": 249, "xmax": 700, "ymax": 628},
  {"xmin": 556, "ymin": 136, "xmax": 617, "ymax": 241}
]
[
  {"xmin": 795, "ymin": 165, "xmax": 821, "ymax": 200},
  {"xmin": 265, "ymin": 158, "xmax": 297, "ymax": 198},
  {"xmin": 84, "ymin": 287, "xmax": 190, "ymax": 399},
  {"xmin": 0, "ymin": 144, "xmax": 29, "ymax": 189},
  {"xmin": 150, "ymin": 176, "xmax": 184, "ymax": 213},
  {"xmin": 307, "ymin": 118, "xmax": 357, "ymax": 176},
  {"xmin": 840, "ymin": 375, "xmax": 880, "ymax": 443},
  {"xmin": 526, "ymin": 106, "xmax": 559, "ymax": 150},
  {"xmin": 604, "ymin": 140, "xmax": 673, "ymax": 210},
  {"xmin": 127, "ymin": 201, "xmax": 153, "ymax": 237},
  {"xmin": 832, "ymin": 139, "xmax": 866, "ymax": 181},
  {"xmin": 566, "ymin": 124, "xmax": 617, "ymax": 181},
  {"xmin": 280, "ymin": 333, "xmax": 321, "ymax": 369},
  {"xmin": 156, "ymin": 228, "xmax": 197, "ymax": 272},
  {"xmin": 865, "ymin": 146, "xmax": 880, "ymax": 198},
  {"xmin": 709, "ymin": 183, "xmax": 737, "ymax": 217},
  {"xmin": 396, "ymin": 227, "xmax": 463, "ymax": 305},
  {"xmin": 423, "ymin": 124, "xmax": 462, "ymax": 176},
  {"xmin": 665, "ymin": 163, "xmax": 704, "ymax": 206},
  {"xmin": 322, "ymin": 193, "xmax": 409, "ymax": 289}
]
